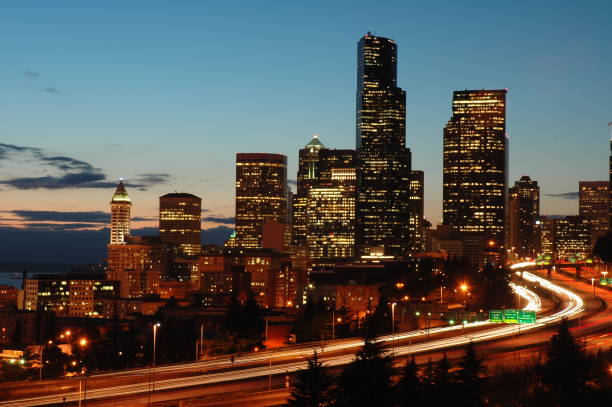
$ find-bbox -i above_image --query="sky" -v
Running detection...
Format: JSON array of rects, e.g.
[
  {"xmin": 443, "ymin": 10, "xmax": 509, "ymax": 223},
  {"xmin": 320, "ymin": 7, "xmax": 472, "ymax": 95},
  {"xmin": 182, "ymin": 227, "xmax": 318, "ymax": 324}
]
[{"xmin": 0, "ymin": 0, "xmax": 611, "ymax": 263}]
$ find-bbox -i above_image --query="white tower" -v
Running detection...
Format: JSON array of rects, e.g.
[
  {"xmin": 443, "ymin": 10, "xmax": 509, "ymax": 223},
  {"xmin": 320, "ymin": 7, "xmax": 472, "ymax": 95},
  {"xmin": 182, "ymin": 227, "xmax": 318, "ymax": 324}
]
[{"xmin": 110, "ymin": 180, "xmax": 131, "ymax": 244}]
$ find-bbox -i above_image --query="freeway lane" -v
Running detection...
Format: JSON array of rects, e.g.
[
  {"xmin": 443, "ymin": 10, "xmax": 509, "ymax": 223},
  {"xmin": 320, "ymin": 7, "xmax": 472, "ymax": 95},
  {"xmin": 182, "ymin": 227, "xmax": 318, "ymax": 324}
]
[{"xmin": 1, "ymin": 270, "xmax": 588, "ymax": 407}]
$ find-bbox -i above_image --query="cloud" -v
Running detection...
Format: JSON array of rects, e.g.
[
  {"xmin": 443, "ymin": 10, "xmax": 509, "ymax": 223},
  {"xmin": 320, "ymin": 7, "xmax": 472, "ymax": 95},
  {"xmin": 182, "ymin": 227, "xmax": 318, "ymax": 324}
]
[
  {"xmin": 0, "ymin": 143, "xmax": 170, "ymax": 190},
  {"xmin": 545, "ymin": 192, "xmax": 579, "ymax": 200},
  {"xmin": 25, "ymin": 70, "xmax": 39, "ymax": 78},
  {"xmin": 42, "ymin": 86, "xmax": 61, "ymax": 95},
  {"xmin": 12, "ymin": 210, "xmax": 110, "ymax": 223},
  {"xmin": 21, "ymin": 222, "xmax": 103, "ymax": 231},
  {"xmin": 202, "ymin": 216, "xmax": 235, "ymax": 225},
  {"xmin": 287, "ymin": 179, "xmax": 297, "ymax": 187}
]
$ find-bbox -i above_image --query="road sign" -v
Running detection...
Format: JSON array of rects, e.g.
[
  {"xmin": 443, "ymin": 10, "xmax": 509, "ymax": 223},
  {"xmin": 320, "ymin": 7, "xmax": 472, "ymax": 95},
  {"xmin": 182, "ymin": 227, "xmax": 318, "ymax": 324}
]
[
  {"xmin": 599, "ymin": 278, "xmax": 612, "ymax": 286},
  {"xmin": 503, "ymin": 309, "xmax": 519, "ymax": 324},
  {"xmin": 518, "ymin": 310, "xmax": 536, "ymax": 323},
  {"xmin": 489, "ymin": 310, "xmax": 503, "ymax": 323}
]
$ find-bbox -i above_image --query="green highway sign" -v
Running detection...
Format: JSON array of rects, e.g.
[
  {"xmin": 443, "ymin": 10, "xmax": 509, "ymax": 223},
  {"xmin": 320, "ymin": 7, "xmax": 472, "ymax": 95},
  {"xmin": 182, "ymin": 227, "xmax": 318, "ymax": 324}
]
[
  {"xmin": 503, "ymin": 309, "xmax": 519, "ymax": 324},
  {"xmin": 489, "ymin": 310, "xmax": 503, "ymax": 323},
  {"xmin": 518, "ymin": 310, "xmax": 536, "ymax": 324},
  {"xmin": 599, "ymin": 278, "xmax": 612, "ymax": 286}
]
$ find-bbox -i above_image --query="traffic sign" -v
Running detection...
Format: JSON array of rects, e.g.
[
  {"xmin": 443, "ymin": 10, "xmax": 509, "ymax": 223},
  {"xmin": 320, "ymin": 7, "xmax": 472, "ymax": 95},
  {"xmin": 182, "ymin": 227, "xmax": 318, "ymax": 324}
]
[
  {"xmin": 518, "ymin": 310, "xmax": 536, "ymax": 323},
  {"xmin": 599, "ymin": 278, "xmax": 612, "ymax": 286},
  {"xmin": 503, "ymin": 309, "xmax": 519, "ymax": 324},
  {"xmin": 489, "ymin": 310, "xmax": 503, "ymax": 323}
]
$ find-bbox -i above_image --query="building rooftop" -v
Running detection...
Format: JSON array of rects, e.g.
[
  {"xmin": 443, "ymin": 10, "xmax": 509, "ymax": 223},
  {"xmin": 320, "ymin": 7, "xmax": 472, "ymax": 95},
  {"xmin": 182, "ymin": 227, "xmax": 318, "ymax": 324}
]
[
  {"xmin": 160, "ymin": 192, "xmax": 201, "ymax": 199},
  {"xmin": 111, "ymin": 181, "xmax": 131, "ymax": 203}
]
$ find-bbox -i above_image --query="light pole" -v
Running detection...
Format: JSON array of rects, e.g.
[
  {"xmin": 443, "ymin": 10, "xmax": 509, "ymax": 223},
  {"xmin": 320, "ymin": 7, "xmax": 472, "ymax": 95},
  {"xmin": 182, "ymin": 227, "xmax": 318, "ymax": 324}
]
[
  {"xmin": 391, "ymin": 303, "xmax": 397, "ymax": 356},
  {"xmin": 592, "ymin": 278, "xmax": 596, "ymax": 297},
  {"xmin": 77, "ymin": 338, "xmax": 88, "ymax": 407},
  {"xmin": 460, "ymin": 283, "xmax": 468, "ymax": 305},
  {"xmin": 152, "ymin": 323, "xmax": 160, "ymax": 390}
]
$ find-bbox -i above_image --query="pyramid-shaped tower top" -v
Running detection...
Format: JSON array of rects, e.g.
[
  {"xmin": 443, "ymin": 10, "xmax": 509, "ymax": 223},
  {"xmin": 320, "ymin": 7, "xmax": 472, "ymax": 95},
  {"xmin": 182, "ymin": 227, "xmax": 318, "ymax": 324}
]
[
  {"xmin": 305, "ymin": 134, "xmax": 326, "ymax": 150},
  {"xmin": 111, "ymin": 180, "xmax": 131, "ymax": 203}
]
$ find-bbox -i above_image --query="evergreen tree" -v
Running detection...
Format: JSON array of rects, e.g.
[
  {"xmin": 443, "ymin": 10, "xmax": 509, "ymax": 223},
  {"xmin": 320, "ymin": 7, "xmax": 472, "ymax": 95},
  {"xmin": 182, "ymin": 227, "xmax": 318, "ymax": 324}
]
[
  {"xmin": 364, "ymin": 294, "xmax": 390, "ymax": 338},
  {"xmin": 335, "ymin": 337, "xmax": 395, "ymax": 407},
  {"xmin": 395, "ymin": 355, "xmax": 421, "ymax": 407},
  {"xmin": 430, "ymin": 353, "xmax": 454, "ymax": 405},
  {"xmin": 456, "ymin": 342, "xmax": 486, "ymax": 407},
  {"xmin": 286, "ymin": 352, "xmax": 334, "ymax": 407},
  {"xmin": 290, "ymin": 295, "xmax": 325, "ymax": 343},
  {"xmin": 541, "ymin": 318, "xmax": 595, "ymax": 405}
]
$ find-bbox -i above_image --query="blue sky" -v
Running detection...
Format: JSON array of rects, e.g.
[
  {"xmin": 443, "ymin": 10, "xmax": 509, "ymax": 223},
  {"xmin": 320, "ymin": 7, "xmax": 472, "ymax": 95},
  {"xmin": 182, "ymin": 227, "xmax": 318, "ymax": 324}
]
[{"xmin": 0, "ymin": 1, "xmax": 611, "ymax": 259}]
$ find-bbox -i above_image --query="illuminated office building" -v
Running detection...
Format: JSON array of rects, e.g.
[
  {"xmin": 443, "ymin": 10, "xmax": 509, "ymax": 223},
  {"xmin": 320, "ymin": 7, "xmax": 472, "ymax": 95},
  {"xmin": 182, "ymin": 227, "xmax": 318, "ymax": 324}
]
[
  {"xmin": 508, "ymin": 176, "xmax": 540, "ymax": 257},
  {"xmin": 355, "ymin": 33, "xmax": 412, "ymax": 257},
  {"xmin": 307, "ymin": 167, "xmax": 356, "ymax": 262},
  {"xmin": 408, "ymin": 170, "xmax": 424, "ymax": 253},
  {"xmin": 24, "ymin": 274, "xmax": 118, "ymax": 317},
  {"xmin": 555, "ymin": 216, "xmax": 591, "ymax": 261},
  {"xmin": 107, "ymin": 236, "xmax": 167, "ymax": 298},
  {"xmin": 579, "ymin": 181, "xmax": 609, "ymax": 247},
  {"xmin": 110, "ymin": 180, "xmax": 131, "ymax": 244},
  {"xmin": 443, "ymin": 89, "xmax": 507, "ymax": 244},
  {"xmin": 235, "ymin": 153, "xmax": 287, "ymax": 248},
  {"xmin": 538, "ymin": 216, "xmax": 556, "ymax": 260},
  {"xmin": 293, "ymin": 135, "xmax": 355, "ymax": 248},
  {"xmin": 159, "ymin": 193, "xmax": 202, "ymax": 256}
]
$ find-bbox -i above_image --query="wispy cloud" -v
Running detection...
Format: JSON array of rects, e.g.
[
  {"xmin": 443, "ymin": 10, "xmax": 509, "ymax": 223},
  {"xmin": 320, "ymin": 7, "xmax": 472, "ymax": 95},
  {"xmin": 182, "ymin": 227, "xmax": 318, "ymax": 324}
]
[
  {"xmin": 545, "ymin": 192, "xmax": 579, "ymax": 200},
  {"xmin": 25, "ymin": 70, "xmax": 39, "ymax": 78},
  {"xmin": 0, "ymin": 143, "xmax": 170, "ymax": 190},
  {"xmin": 202, "ymin": 215, "xmax": 235, "ymax": 225},
  {"xmin": 42, "ymin": 86, "xmax": 61, "ymax": 95}
]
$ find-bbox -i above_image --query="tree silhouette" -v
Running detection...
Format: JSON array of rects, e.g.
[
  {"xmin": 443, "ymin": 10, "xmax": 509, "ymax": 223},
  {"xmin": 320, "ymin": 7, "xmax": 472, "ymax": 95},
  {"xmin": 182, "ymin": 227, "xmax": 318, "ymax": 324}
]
[
  {"xmin": 456, "ymin": 342, "xmax": 486, "ymax": 407},
  {"xmin": 395, "ymin": 355, "xmax": 422, "ymax": 406},
  {"xmin": 335, "ymin": 336, "xmax": 395, "ymax": 407},
  {"xmin": 285, "ymin": 352, "xmax": 333, "ymax": 407}
]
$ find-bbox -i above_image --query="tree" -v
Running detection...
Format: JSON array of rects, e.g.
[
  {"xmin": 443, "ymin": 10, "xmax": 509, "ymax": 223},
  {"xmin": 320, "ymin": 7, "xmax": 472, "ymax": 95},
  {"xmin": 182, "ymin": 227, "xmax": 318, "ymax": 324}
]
[
  {"xmin": 593, "ymin": 232, "xmax": 612, "ymax": 262},
  {"xmin": 456, "ymin": 342, "xmax": 486, "ymax": 407},
  {"xmin": 286, "ymin": 352, "xmax": 334, "ymax": 407},
  {"xmin": 364, "ymin": 294, "xmax": 390, "ymax": 338},
  {"xmin": 335, "ymin": 337, "xmax": 395, "ymax": 407},
  {"xmin": 395, "ymin": 355, "xmax": 421, "ymax": 406},
  {"xmin": 541, "ymin": 318, "xmax": 596, "ymax": 406},
  {"xmin": 290, "ymin": 295, "xmax": 326, "ymax": 343},
  {"xmin": 430, "ymin": 353, "xmax": 454, "ymax": 405}
]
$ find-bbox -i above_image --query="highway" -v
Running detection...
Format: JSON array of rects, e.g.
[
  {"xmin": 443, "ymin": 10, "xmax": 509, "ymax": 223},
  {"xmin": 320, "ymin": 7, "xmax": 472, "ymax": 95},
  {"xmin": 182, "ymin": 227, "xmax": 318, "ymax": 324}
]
[{"xmin": 0, "ymin": 269, "xmax": 591, "ymax": 407}]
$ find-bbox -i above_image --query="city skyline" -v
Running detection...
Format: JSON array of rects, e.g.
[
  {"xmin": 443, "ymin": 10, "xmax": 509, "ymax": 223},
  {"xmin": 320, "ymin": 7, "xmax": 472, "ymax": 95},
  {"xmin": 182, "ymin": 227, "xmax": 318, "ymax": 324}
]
[{"xmin": 1, "ymin": 1, "xmax": 611, "ymax": 263}]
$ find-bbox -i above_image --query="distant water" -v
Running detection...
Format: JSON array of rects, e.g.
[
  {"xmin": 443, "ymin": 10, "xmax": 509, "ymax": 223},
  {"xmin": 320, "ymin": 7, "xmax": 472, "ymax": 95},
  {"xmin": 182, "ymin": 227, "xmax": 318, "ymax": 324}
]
[{"xmin": 0, "ymin": 263, "xmax": 78, "ymax": 288}]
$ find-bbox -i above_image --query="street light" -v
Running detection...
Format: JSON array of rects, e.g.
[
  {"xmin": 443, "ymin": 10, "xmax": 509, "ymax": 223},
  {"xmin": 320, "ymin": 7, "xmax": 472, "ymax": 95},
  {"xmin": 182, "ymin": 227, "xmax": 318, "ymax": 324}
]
[
  {"xmin": 78, "ymin": 338, "xmax": 88, "ymax": 407},
  {"xmin": 391, "ymin": 303, "xmax": 397, "ymax": 356}
]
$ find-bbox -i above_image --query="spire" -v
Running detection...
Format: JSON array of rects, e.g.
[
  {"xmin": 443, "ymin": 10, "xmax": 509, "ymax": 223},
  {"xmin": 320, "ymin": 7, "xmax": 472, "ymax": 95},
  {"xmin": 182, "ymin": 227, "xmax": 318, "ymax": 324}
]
[
  {"xmin": 305, "ymin": 134, "xmax": 326, "ymax": 150},
  {"xmin": 111, "ymin": 180, "xmax": 131, "ymax": 203}
]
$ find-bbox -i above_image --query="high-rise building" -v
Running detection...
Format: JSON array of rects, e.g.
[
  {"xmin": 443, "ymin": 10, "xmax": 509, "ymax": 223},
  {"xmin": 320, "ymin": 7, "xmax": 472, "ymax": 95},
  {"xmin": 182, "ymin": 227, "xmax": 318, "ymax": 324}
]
[
  {"xmin": 235, "ymin": 153, "xmax": 287, "ymax": 248},
  {"xmin": 579, "ymin": 181, "xmax": 610, "ymax": 247},
  {"xmin": 508, "ymin": 176, "xmax": 540, "ymax": 257},
  {"xmin": 609, "ymin": 123, "xmax": 612, "ymax": 229},
  {"xmin": 408, "ymin": 170, "xmax": 424, "ymax": 253},
  {"xmin": 159, "ymin": 193, "xmax": 202, "ymax": 256},
  {"xmin": 555, "ymin": 216, "xmax": 591, "ymax": 261},
  {"xmin": 307, "ymin": 167, "xmax": 356, "ymax": 262},
  {"xmin": 107, "ymin": 236, "xmax": 167, "ymax": 298},
  {"xmin": 355, "ymin": 33, "xmax": 412, "ymax": 257},
  {"xmin": 443, "ymin": 89, "xmax": 507, "ymax": 245},
  {"xmin": 110, "ymin": 180, "xmax": 131, "ymax": 244},
  {"xmin": 538, "ymin": 216, "xmax": 556, "ymax": 261}
]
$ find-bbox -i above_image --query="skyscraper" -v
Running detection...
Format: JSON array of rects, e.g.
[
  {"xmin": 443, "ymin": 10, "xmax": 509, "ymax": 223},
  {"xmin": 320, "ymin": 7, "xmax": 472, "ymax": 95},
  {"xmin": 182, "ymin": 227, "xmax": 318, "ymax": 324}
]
[
  {"xmin": 408, "ymin": 170, "xmax": 424, "ymax": 253},
  {"xmin": 555, "ymin": 216, "xmax": 591, "ymax": 262},
  {"xmin": 159, "ymin": 193, "xmax": 202, "ymax": 256},
  {"xmin": 307, "ymin": 167, "xmax": 356, "ymax": 262},
  {"xmin": 443, "ymin": 89, "xmax": 507, "ymax": 245},
  {"xmin": 235, "ymin": 153, "xmax": 288, "ymax": 248},
  {"xmin": 355, "ymin": 33, "xmax": 412, "ymax": 257},
  {"xmin": 110, "ymin": 180, "xmax": 131, "ymax": 244},
  {"xmin": 508, "ymin": 176, "xmax": 540, "ymax": 257},
  {"xmin": 579, "ymin": 181, "xmax": 609, "ymax": 247},
  {"xmin": 609, "ymin": 123, "xmax": 612, "ymax": 230}
]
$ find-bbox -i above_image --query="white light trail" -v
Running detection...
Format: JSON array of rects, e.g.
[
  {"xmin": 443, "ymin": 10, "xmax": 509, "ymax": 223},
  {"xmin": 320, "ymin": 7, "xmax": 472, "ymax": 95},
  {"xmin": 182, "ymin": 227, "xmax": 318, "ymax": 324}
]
[{"xmin": 2, "ymin": 270, "xmax": 584, "ymax": 407}]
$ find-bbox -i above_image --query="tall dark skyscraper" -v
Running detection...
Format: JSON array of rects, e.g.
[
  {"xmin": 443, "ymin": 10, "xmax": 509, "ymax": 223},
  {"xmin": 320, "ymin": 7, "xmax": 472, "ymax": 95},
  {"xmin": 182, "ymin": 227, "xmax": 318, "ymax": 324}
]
[
  {"xmin": 355, "ymin": 33, "xmax": 412, "ymax": 257},
  {"xmin": 508, "ymin": 176, "xmax": 540, "ymax": 257},
  {"xmin": 443, "ymin": 89, "xmax": 508, "ymax": 245}
]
